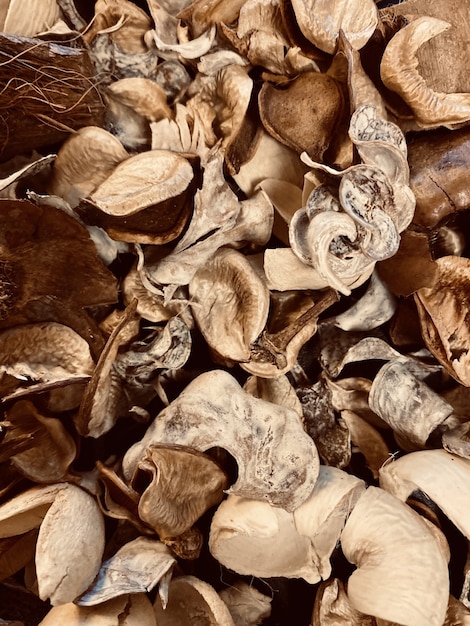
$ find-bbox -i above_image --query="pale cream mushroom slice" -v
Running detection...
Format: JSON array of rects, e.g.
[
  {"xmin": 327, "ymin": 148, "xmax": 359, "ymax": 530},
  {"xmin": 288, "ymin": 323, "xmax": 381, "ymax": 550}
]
[
  {"xmin": 122, "ymin": 369, "xmax": 319, "ymax": 512},
  {"xmin": 107, "ymin": 78, "xmax": 172, "ymax": 123},
  {"xmin": 153, "ymin": 575, "xmax": 235, "ymax": 626},
  {"xmin": 380, "ymin": 16, "xmax": 470, "ymax": 128},
  {"xmin": 290, "ymin": 0, "xmax": 378, "ymax": 54},
  {"xmin": 133, "ymin": 444, "xmax": 228, "ymax": 538},
  {"xmin": 379, "ymin": 449, "xmax": 470, "ymax": 540},
  {"xmin": 340, "ymin": 486, "xmax": 449, "ymax": 626},
  {"xmin": 369, "ymin": 360, "xmax": 453, "ymax": 449},
  {"xmin": 39, "ymin": 594, "xmax": 156, "ymax": 626},
  {"xmin": 48, "ymin": 127, "xmax": 129, "ymax": 208},
  {"xmin": 77, "ymin": 537, "xmax": 175, "ymax": 607},
  {"xmin": 80, "ymin": 149, "xmax": 195, "ymax": 245},
  {"xmin": 1, "ymin": 0, "xmax": 62, "ymax": 37},
  {"xmin": 243, "ymin": 374, "xmax": 302, "ymax": 418},
  {"xmin": 218, "ymin": 581, "xmax": 272, "ymax": 626},
  {"xmin": 209, "ymin": 466, "xmax": 364, "ymax": 582},
  {"xmin": 189, "ymin": 247, "xmax": 270, "ymax": 363}
]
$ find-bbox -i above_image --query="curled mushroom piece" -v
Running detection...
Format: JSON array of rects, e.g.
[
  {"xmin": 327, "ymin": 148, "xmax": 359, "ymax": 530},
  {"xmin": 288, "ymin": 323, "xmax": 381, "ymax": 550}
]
[
  {"xmin": 209, "ymin": 466, "xmax": 365, "ymax": 582},
  {"xmin": 218, "ymin": 581, "xmax": 272, "ymax": 626},
  {"xmin": 381, "ymin": 17, "xmax": 470, "ymax": 129},
  {"xmin": 340, "ymin": 486, "xmax": 449, "ymax": 626},
  {"xmin": 122, "ymin": 369, "xmax": 319, "ymax": 512},
  {"xmin": 153, "ymin": 575, "xmax": 235, "ymax": 626},
  {"xmin": 379, "ymin": 449, "xmax": 470, "ymax": 540},
  {"xmin": 313, "ymin": 578, "xmax": 374, "ymax": 625},
  {"xmin": 290, "ymin": 0, "xmax": 378, "ymax": 54},
  {"xmin": 189, "ymin": 247, "xmax": 270, "ymax": 363}
]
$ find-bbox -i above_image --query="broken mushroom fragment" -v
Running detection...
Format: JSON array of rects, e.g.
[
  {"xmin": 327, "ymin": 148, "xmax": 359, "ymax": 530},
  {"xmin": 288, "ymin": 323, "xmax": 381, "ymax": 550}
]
[
  {"xmin": 379, "ymin": 449, "xmax": 470, "ymax": 540},
  {"xmin": 133, "ymin": 444, "xmax": 228, "ymax": 538},
  {"xmin": 209, "ymin": 465, "xmax": 364, "ymax": 582},
  {"xmin": 218, "ymin": 581, "xmax": 272, "ymax": 626},
  {"xmin": 312, "ymin": 578, "xmax": 375, "ymax": 625},
  {"xmin": 340, "ymin": 486, "xmax": 449, "ymax": 626},
  {"xmin": 380, "ymin": 17, "xmax": 470, "ymax": 128},
  {"xmin": 122, "ymin": 369, "xmax": 319, "ymax": 512},
  {"xmin": 290, "ymin": 0, "xmax": 378, "ymax": 54},
  {"xmin": 77, "ymin": 537, "xmax": 175, "ymax": 607},
  {"xmin": 153, "ymin": 575, "xmax": 235, "ymax": 626},
  {"xmin": 79, "ymin": 150, "xmax": 195, "ymax": 244},
  {"xmin": 189, "ymin": 247, "xmax": 270, "ymax": 363}
]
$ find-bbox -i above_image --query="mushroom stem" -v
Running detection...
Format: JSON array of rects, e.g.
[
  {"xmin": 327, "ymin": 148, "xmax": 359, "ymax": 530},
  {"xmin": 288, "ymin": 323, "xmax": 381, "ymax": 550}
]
[{"xmin": 251, "ymin": 289, "xmax": 339, "ymax": 368}]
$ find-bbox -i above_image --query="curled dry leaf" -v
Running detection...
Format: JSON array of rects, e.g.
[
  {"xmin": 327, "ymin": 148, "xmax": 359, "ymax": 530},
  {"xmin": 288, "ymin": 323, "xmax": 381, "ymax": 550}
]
[
  {"xmin": 369, "ymin": 360, "xmax": 453, "ymax": 449},
  {"xmin": 48, "ymin": 127, "xmax": 129, "ymax": 208},
  {"xmin": 414, "ymin": 256, "xmax": 470, "ymax": 386},
  {"xmin": 133, "ymin": 444, "xmax": 228, "ymax": 538},
  {"xmin": 77, "ymin": 537, "xmax": 175, "ymax": 607},
  {"xmin": 122, "ymin": 369, "xmax": 319, "ymax": 512},
  {"xmin": 39, "ymin": 593, "xmax": 156, "ymax": 626},
  {"xmin": 153, "ymin": 575, "xmax": 235, "ymax": 626},
  {"xmin": 1, "ymin": 400, "xmax": 76, "ymax": 483},
  {"xmin": 218, "ymin": 581, "xmax": 272, "ymax": 626},
  {"xmin": 340, "ymin": 486, "xmax": 449, "ymax": 626},
  {"xmin": 209, "ymin": 466, "xmax": 364, "ymax": 582},
  {"xmin": 0, "ymin": 200, "xmax": 118, "ymax": 357},
  {"xmin": 80, "ymin": 150, "xmax": 195, "ymax": 245},
  {"xmin": 379, "ymin": 449, "xmax": 470, "ymax": 540},
  {"xmin": 290, "ymin": 0, "xmax": 378, "ymax": 54},
  {"xmin": 189, "ymin": 247, "xmax": 270, "ymax": 363},
  {"xmin": 35, "ymin": 484, "xmax": 105, "ymax": 605},
  {"xmin": 380, "ymin": 17, "xmax": 470, "ymax": 128},
  {"xmin": 258, "ymin": 72, "xmax": 345, "ymax": 160}
]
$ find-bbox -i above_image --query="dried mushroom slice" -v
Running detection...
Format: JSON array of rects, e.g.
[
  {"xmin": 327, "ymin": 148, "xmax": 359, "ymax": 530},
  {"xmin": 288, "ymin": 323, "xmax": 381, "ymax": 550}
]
[
  {"xmin": 218, "ymin": 581, "xmax": 272, "ymax": 626},
  {"xmin": 414, "ymin": 256, "xmax": 470, "ymax": 386},
  {"xmin": 290, "ymin": 0, "xmax": 378, "ymax": 54},
  {"xmin": 133, "ymin": 444, "xmax": 228, "ymax": 538},
  {"xmin": 341, "ymin": 410, "xmax": 390, "ymax": 480},
  {"xmin": 0, "ymin": 529, "xmax": 38, "ymax": 582},
  {"xmin": 39, "ymin": 594, "xmax": 157, "ymax": 626},
  {"xmin": 107, "ymin": 78, "xmax": 172, "ymax": 123},
  {"xmin": 189, "ymin": 247, "xmax": 270, "ymax": 362},
  {"xmin": 369, "ymin": 360, "xmax": 453, "ymax": 449},
  {"xmin": 122, "ymin": 369, "xmax": 319, "ymax": 512},
  {"xmin": 1, "ymin": 400, "xmax": 76, "ymax": 483},
  {"xmin": 313, "ymin": 578, "xmax": 375, "ymax": 625},
  {"xmin": 340, "ymin": 486, "xmax": 449, "ymax": 626},
  {"xmin": 258, "ymin": 72, "xmax": 345, "ymax": 159},
  {"xmin": 379, "ymin": 449, "xmax": 470, "ymax": 540},
  {"xmin": 77, "ymin": 537, "xmax": 175, "ymax": 607},
  {"xmin": 1, "ymin": 0, "xmax": 61, "ymax": 37},
  {"xmin": 48, "ymin": 127, "xmax": 129, "ymax": 208},
  {"xmin": 153, "ymin": 575, "xmax": 236, "ymax": 626},
  {"xmin": 380, "ymin": 17, "xmax": 470, "ymax": 129},
  {"xmin": 80, "ymin": 150, "xmax": 195, "ymax": 244}
]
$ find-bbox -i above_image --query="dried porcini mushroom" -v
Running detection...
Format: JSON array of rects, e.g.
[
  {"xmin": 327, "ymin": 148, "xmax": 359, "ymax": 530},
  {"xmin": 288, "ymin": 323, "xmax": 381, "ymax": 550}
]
[
  {"xmin": 380, "ymin": 16, "xmax": 470, "ymax": 129},
  {"xmin": 133, "ymin": 444, "xmax": 228, "ymax": 538},
  {"xmin": 189, "ymin": 247, "xmax": 270, "ymax": 363},
  {"xmin": 153, "ymin": 575, "xmax": 236, "ymax": 626},
  {"xmin": 258, "ymin": 72, "xmax": 345, "ymax": 160},
  {"xmin": 290, "ymin": 0, "xmax": 378, "ymax": 54},
  {"xmin": 414, "ymin": 256, "xmax": 470, "ymax": 386},
  {"xmin": 77, "ymin": 537, "xmax": 175, "ymax": 607},
  {"xmin": 79, "ymin": 150, "xmax": 195, "ymax": 244},
  {"xmin": 209, "ymin": 466, "xmax": 364, "ymax": 582},
  {"xmin": 0, "ymin": 400, "xmax": 76, "ymax": 483},
  {"xmin": 0, "ymin": 200, "xmax": 117, "ymax": 356},
  {"xmin": 340, "ymin": 486, "xmax": 449, "ymax": 626},
  {"xmin": 122, "ymin": 369, "xmax": 319, "ymax": 512}
]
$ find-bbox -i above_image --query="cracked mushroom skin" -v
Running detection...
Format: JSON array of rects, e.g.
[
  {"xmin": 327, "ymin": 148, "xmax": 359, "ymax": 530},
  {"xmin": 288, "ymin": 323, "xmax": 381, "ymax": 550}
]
[
  {"xmin": 340, "ymin": 486, "xmax": 449, "ymax": 626},
  {"xmin": 122, "ymin": 369, "xmax": 319, "ymax": 512}
]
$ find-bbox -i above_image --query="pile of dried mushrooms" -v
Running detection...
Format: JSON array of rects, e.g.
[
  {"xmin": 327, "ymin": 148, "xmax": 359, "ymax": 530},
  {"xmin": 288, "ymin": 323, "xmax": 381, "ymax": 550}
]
[{"xmin": 1, "ymin": 0, "xmax": 470, "ymax": 624}]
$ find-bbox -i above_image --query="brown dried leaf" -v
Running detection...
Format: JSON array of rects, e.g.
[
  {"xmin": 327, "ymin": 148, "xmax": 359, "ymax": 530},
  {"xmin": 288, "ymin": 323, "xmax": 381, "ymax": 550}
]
[
  {"xmin": 134, "ymin": 444, "xmax": 228, "ymax": 538},
  {"xmin": 414, "ymin": 256, "xmax": 470, "ymax": 386}
]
